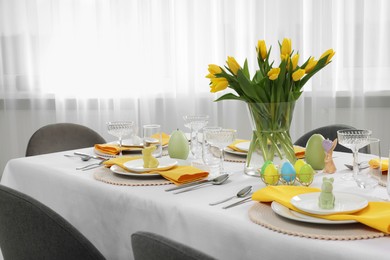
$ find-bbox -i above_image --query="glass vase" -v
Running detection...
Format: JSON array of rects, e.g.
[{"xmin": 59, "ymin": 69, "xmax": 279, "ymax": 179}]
[{"xmin": 244, "ymin": 102, "xmax": 296, "ymax": 177}]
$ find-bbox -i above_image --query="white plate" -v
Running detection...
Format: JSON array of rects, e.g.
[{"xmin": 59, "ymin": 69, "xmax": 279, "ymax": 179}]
[
  {"xmin": 123, "ymin": 157, "xmax": 178, "ymax": 173},
  {"xmin": 290, "ymin": 192, "xmax": 368, "ymax": 215},
  {"xmin": 234, "ymin": 142, "xmax": 250, "ymax": 152},
  {"xmin": 271, "ymin": 201, "xmax": 357, "ymax": 224},
  {"xmin": 110, "ymin": 165, "xmax": 161, "ymax": 177},
  {"xmin": 223, "ymin": 147, "xmax": 247, "ymax": 156}
]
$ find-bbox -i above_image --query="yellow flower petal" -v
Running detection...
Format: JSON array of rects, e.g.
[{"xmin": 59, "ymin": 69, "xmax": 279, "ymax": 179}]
[
  {"xmin": 319, "ymin": 49, "xmax": 335, "ymax": 64},
  {"xmin": 226, "ymin": 56, "xmax": 241, "ymax": 75},
  {"xmin": 208, "ymin": 64, "xmax": 222, "ymax": 74},
  {"xmin": 292, "ymin": 69, "xmax": 305, "ymax": 81},
  {"xmin": 210, "ymin": 77, "xmax": 229, "ymax": 92},
  {"xmin": 257, "ymin": 40, "xmax": 267, "ymax": 60},
  {"xmin": 267, "ymin": 68, "xmax": 280, "ymax": 81},
  {"xmin": 281, "ymin": 38, "xmax": 292, "ymax": 57},
  {"xmin": 291, "ymin": 54, "xmax": 299, "ymax": 70},
  {"xmin": 305, "ymin": 57, "xmax": 318, "ymax": 74}
]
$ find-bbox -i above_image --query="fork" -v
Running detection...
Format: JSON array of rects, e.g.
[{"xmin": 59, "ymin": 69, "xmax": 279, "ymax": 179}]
[{"xmin": 76, "ymin": 160, "xmax": 107, "ymax": 171}]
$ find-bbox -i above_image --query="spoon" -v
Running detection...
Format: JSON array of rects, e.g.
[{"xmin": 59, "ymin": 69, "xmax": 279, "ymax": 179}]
[
  {"xmin": 173, "ymin": 174, "xmax": 229, "ymax": 194},
  {"xmin": 76, "ymin": 159, "xmax": 107, "ymax": 170},
  {"xmin": 64, "ymin": 154, "xmax": 90, "ymax": 161},
  {"xmin": 165, "ymin": 174, "xmax": 229, "ymax": 192},
  {"xmin": 209, "ymin": 185, "xmax": 252, "ymax": 206}
]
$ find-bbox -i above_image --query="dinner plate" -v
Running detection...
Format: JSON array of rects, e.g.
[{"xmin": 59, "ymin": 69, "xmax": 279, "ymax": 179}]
[
  {"xmin": 110, "ymin": 165, "xmax": 160, "ymax": 177},
  {"xmin": 224, "ymin": 147, "xmax": 247, "ymax": 156},
  {"xmin": 123, "ymin": 157, "xmax": 178, "ymax": 173},
  {"xmin": 234, "ymin": 142, "xmax": 250, "ymax": 152},
  {"xmin": 271, "ymin": 201, "xmax": 357, "ymax": 224},
  {"xmin": 290, "ymin": 192, "xmax": 368, "ymax": 215}
]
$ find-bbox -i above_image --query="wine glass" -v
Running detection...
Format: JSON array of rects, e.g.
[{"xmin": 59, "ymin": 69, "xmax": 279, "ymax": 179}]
[
  {"xmin": 107, "ymin": 121, "xmax": 135, "ymax": 156},
  {"xmin": 337, "ymin": 129, "xmax": 372, "ymax": 181},
  {"xmin": 203, "ymin": 128, "xmax": 236, "ymax": 174},
  {"xmin": 183, "ymin": 115, "xmax": 209, "ymax": 159}
]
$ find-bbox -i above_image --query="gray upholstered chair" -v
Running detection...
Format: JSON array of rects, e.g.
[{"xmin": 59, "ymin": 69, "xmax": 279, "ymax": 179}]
[
  {"xmin": 131, "ymin": 231, "xmax": 216, "ymax": 260},
  {"xmin": 0, "ymin": 184, "xmax": 106, "ymax": 260},
  {"xmin": 294, "ymin": 124, "xmax": 357, "ymax": 153},
  {"xmin": 26, "ymin": 123, "xmax": 106, "ymax": 156}
]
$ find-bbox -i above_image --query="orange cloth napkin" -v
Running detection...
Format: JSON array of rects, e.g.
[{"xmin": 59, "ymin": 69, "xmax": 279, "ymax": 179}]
[
  {"xmin": 369, "ymin": 158, "xmax": 388, "ymax": 172},
  {"xmin": 103, "ymin": 156, "xmax": 209, "ymax": 185},
  {"xmin": 228, "ymin": 140, "xmax": 305, "ymax": 159},
  {"xmin": 95, "ymin": 133, "xmax": 171, "ymax": 156},
  {"xmin": 252, "ymin": 185, "xmax": 390, "ymax": 234}
]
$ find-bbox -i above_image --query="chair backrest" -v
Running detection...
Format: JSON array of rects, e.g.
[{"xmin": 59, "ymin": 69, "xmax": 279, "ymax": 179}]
[
  {"xmin": 0, "ymin": 185, "xmax": 106, "ymax": 260},
  {"xmin": 26, "ymin": 123, "xmax": 106, "ymax": 156},
  {"xmin": 131, "ymin": 231, "xmax": 216, "ymax": 260},
  {"xmin": 294, "ymin": 124, "xmax": 356, "ymax": 153}
]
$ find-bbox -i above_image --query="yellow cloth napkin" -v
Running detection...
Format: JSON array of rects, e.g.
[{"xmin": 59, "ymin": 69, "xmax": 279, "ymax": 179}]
[
  {"xmin": 369, "ymin": 158, "xmax": 388, "ymax": 172},
  {"xmin": 94, "ymin": 132, "xmax": 170, "ymax": 155},
  {"xmin": 103, "ymin": 156, "xmax": 209, "ymax": 185},
  {"xmin": 252, "ymin": 185, "xmax": 390, "ymax": 234},
  {"xmin": 228, "ymin": 140, "xmax": 305, "ymax": 159}
]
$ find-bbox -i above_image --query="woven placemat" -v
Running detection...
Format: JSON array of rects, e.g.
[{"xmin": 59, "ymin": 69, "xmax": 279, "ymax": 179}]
[
  {"xmin": 224, "ymin": 152, "xmax": 246, "ymax": 163},
  {"xmin": 93, "ymin": 167, "xmax": 172, "ymax": 186},
  {"xmin": 248, "ymin": 202, "xmax": 386, "ymax": 240}
]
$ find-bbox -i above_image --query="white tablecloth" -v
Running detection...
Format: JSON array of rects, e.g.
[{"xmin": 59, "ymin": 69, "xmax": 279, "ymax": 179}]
[{"xmin": 1, "ymin": 148, "xmax": 390, "ymax": 260}]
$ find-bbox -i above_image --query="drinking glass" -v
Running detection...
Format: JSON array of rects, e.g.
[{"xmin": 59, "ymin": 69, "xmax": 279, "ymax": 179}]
[
  {"xmin": 143, "ymin": 124, "xmax": 162, "ymax": 158},
  {"xmin": 202, "ymin": 127, "xmax": 223, "ymax": 171},
  {"xmin": 355, "ymin": 138, "xmax": 380, "ymax": 189},
  {"xmin": 203, "ymin": 128, "xmax": 236, "ymax": 174},
  {"xmin": 107, "ymin": 121, "xmax": 135, "ymax": 156},
  {"xmin": 337, "ymin": 129, "xmax": 372, "ymax": 181},
  {"xmin": 183, "ymin": 115, "xmax": 209, "ymax": 159}
]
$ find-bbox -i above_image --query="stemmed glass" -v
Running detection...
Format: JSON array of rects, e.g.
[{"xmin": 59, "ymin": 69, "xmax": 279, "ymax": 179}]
[
  {"xmin": 337, "ymin": 129, "xmax": 372, "ymax": 181},
  {"xmin": 183, "ymin": 115, "xmax": 209, "ymax": 159},
  {"xmin": 107, "ymin": 121, "xmax": 135, "ymax": 156},
  {"xmin": 203, "ymin": 128, "xmax": 236, "ymax": 173}
]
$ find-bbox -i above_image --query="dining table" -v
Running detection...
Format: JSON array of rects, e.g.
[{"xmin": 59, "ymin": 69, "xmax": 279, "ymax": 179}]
[{"xmin": 1, "ymin": 146, "xmax": 390, "ymax": 260}]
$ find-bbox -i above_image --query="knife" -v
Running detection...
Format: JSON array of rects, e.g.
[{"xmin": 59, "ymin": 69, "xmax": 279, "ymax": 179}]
[
  {"xmin": 74, "ymin": 152, "xmax": 107, "ymax": 160},
  {"xmin": 165, "ymin": 179, "xmax": 210, "ymax": 192},
  {"xmin": 222, "ymin": 196, "xmax": 252, "ymax": 209}
]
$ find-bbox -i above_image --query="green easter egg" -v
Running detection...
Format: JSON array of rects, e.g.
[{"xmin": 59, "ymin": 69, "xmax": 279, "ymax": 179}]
[
  {"xmin": 305, "ymin": 134, "xmax": 325, "ymax": 170},
  {"xmin": 260, "ymin": 160, "xmax": 273, "ymax": 175},
  {"xmin": 168, "ymin": 129, "xmax": 189, "ymax": 159},
  {"xmin": 294, "ymin": 159, "xmax": 306, "ymax": 174},
  {"xmin": 298, "ymin": 164, "xmax": 315, "ymax": 183},
  {"xmin": 263, "ymin": 164, "xmax": 279, "ymax": 185}
]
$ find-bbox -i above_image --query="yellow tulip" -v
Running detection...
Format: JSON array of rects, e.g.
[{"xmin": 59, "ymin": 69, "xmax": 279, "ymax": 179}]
[
  {"xmin": 305, "ymin": 57, "xmax": 318, "ymax": 74},
  {"xmin": 210, "ymin": 77, "xmax": 229, "ymax": 93},
  {"xmin": 291, "ymin": 54, "xmax": 299, "ymax": 70},
  {"xmin": 319, "ymin": 49, "xmax": 335, "ymax": 64},
  {"xmin": 267, "ymin": 68, "xmax": 280, "ymax": 80},
  {"xmin": 206, "ymin": 64, "xmax": 222, "ymax": 78},
  {"xmin": 226, "ymin": 56, "xmax": 241, "ymax": 75},
  {"xmin": 280, "ymin": 38, "xmax": 292, "ymax": 60},
  {"xmin": 257, "ymin": 40, "xmax": 267, "ymax": 60},
  {"xmin": 292, "ymin": 69, "xmax": 305, "ymax": 81}
]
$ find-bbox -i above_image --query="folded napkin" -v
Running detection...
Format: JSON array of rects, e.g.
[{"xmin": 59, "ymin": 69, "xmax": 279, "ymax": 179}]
[
  {"xmin": 369, "ymin": 158, "xmax": 388, "ymax": 172},
  {"xmin": 228, "ymin": 140, "xmax": 305, "ymax": 159},
  {"xmin": 95, "ymin": 132, "xmax": 171, "ymax": 156},
  {"xmin": 252, "ymin": 185, "xmax": 390, "ymax": 234},
  {"xmin": 103, "ymin": 156, "xmax": 209, "ymax": 185}
]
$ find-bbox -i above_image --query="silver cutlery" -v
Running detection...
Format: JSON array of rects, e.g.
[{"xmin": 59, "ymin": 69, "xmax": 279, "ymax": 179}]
[
  {"xmin": 76, "ymin": 160, "xmax": 107, "ymax": 171},
  {"xmin": 344, "ymin": 162, "xmax": 369, "ymax": 171},
  {"xmin": 165, "ymin": 174, "xmax": 228, "ymax": 192},
  {"xmin": 64, "ymin": 154, "xmax": 91, "ymax": 161},
  {"xmin": 209, "ymin": 186, "xmax": 252, "ymax": 206},
  {"xmin": 222, "ymin": 196, "xmax": 252, "ymax": 209},
  {"xmin": 73, "ymin": 152, "xmax": 107, "ymax": 160},
  {"xmin": 173, "ymin": 174, "xmax": 229, "ymax": 194}
]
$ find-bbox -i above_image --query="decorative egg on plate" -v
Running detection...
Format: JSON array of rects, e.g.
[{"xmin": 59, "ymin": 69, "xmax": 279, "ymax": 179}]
[
  {"xmin": 280, "ymin": 161, "xmax": 296, "ymax": 182},
  {"xmin": 168, "ymin": 129, "xmax": 189, "ymax": 160}
]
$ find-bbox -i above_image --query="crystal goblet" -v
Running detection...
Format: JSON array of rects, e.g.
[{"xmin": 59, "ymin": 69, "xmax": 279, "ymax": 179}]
[
  {"xmin": 183, "ymin": 115, "xmax": 209, "ymax": 159},
  {"xmin": 337, "ymin": 129, "xmax": 372, "ymax": 181},
  {"xmin": 107, "ymin": 121, "xmax": 135, "ymax": 156}
]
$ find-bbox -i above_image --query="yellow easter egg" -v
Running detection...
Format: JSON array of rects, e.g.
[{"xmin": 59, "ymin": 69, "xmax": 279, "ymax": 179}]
[
  {"xmin": 263, "ymin": 164, "xmax": 279, "ymax": 185},
  {"xmin": 294, "ymin": 159, "xmax": 306, "ymax": 174}
]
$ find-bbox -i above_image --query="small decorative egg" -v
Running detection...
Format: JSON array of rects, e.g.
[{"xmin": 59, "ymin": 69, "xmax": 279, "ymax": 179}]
[
  {"xmin": 280, "ymin": 161, "xmax": 296, "ymax": 182},
  {"xmin": 294, "ymin": 159, "xmax": 306, "ymax": 174},
  {"xmin": 263, "ymin": 164, "xmax": 279, "ymax": 185},
  {"xmin": 260, "ymin": 160, "xmax": 273, "ymax": 175},
  {"xmin": 298, "ymin": 164, "xmax": 315, "ymax": 184}
]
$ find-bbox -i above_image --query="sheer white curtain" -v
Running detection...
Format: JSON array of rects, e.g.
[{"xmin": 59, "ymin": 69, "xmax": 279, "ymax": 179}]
[{"xmin": 1, "ymin": 0, "xmax": 390, "ymax": 174}]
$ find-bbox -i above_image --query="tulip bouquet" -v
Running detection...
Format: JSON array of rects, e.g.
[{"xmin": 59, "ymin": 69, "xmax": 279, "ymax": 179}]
[{"xmin": 206, "ymin": 39, "xmax": 335, "ymax": 173}]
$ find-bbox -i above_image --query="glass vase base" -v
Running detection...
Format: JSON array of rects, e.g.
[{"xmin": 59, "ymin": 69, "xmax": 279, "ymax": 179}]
[{"xmin": 244, "ymin": 165, "xmax": 260, "ymax": 177}]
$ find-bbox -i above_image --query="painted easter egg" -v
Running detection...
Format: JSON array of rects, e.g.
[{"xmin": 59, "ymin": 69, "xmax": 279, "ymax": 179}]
[
  {"xmin": 305, "ymin": 134, "xmax": 325, "ymax": 170},
  {"xmin": 260, "ymin": 160, "xmax": 273, "ymax": 175},
  {"xmin": 298, "ymin": 164, "xmax": 315, "ymax": 184},
  {"xmin": 263, "ymin": 164, "xmax": 279, "ymax": 185},
  {"xmin": 280, "ymin": 161, "xmax": 296, "ymax": 182},
  {"xmin": 294, "ymin": 159, "xmax": 306, "ymax": 174}
]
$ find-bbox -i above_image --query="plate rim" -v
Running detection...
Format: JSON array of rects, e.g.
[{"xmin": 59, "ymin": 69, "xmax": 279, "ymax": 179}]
[
  {"xmin": 224, "ymin": 147, "xmax": 247, "ymax": 156},
  {"xmin": 290, "ymin": 192, "xmax": 368, "ymax": 215},
  {"xmin": 271, "ymin": 201, "xmax": 357, "ymax": 224},
  {"xmin": 123, "ymin": 157, "xmax": 178, "ymax": 173},
  {"xmin": 234, "ymin": 141, "xmax": 250, "ymax": 152},
  {"xmin": 110, "ymin": 164, "xmax": 160, "ymax": 177}
]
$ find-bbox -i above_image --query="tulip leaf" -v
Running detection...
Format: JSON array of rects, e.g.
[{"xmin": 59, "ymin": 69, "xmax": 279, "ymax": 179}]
[{"xmin": 214, "ymin": 93, "xmax": 246, "ymax": 102}]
